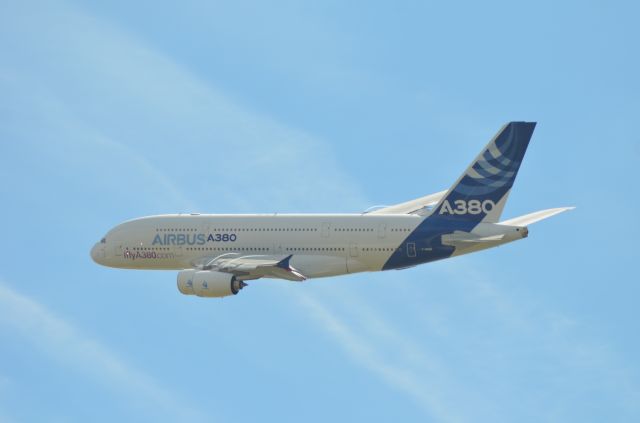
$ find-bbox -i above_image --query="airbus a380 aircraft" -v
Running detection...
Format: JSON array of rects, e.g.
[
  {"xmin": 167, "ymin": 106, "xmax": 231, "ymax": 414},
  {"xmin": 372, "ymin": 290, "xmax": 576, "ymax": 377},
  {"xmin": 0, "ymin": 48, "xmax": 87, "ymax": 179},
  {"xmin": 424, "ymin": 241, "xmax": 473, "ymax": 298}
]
[{"xmin": 91, "ymin": 122, "xmax": 572, "ymax": 298}]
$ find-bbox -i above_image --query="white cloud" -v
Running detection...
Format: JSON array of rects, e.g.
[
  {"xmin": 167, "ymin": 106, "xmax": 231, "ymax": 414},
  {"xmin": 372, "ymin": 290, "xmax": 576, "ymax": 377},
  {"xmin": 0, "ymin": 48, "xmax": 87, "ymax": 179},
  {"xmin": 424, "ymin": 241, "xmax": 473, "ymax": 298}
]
[
  {"xmin": 292, "ymin": 289, "xmax": 465, "ymax": 423},
  {"xmin": 437, "ymin": 260, "xmax": 640, "ymax": 416},
  {"xmin": 1, "ymin": 0, "xmax": 369, "ymax": 214},
  {"xmin": 284, "ymin": 258, "xmax": 640, "ymax": 422},
  {"xmin": 0, "ymin": 282, "xmax": 208, "ymax": 422},
  {"xmin": 0, "ymin": 413, "xmax": 16, "ymax": 423}
]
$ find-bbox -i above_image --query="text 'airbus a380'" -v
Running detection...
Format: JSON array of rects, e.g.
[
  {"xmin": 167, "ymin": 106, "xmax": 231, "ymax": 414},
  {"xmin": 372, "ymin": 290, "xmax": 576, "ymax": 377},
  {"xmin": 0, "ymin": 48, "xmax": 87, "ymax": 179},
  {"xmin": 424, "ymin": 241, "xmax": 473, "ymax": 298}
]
[{"xmin": 91, "ymin": 122, "xmax": 573, "ymax": 298}]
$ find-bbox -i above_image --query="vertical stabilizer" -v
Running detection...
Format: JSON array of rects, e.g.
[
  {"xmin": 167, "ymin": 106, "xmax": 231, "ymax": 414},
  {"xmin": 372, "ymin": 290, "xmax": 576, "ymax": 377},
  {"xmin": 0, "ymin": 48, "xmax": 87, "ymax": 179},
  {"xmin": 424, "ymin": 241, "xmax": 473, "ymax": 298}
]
[{"xmin": 432, "ymin": 122, "xmax": 536, "ymax": 223}]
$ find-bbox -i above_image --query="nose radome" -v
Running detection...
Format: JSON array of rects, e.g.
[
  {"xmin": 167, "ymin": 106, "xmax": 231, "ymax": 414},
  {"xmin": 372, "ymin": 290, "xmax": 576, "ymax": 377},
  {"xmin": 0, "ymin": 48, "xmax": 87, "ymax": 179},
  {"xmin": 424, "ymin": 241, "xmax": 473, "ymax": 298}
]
[{"xmin": 91, "ymin": 243, "xmax": 104, "ymax": 263}]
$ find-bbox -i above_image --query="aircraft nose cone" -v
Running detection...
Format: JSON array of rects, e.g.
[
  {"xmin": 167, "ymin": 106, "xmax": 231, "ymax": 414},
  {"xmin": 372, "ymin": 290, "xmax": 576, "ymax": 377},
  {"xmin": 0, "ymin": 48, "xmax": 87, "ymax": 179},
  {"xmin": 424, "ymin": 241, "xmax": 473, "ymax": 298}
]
[{"xmin": 91, "ymin": 243, "xmax": 105, "ymax": 264}]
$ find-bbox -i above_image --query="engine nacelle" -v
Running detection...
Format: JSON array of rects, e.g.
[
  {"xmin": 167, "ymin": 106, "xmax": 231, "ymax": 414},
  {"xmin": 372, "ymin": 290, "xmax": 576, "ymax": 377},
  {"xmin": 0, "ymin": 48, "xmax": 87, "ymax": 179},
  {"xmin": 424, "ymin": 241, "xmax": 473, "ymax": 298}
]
[{"xmin": 177, "ymin": 270, "xmax": 246, "ymax": 298}]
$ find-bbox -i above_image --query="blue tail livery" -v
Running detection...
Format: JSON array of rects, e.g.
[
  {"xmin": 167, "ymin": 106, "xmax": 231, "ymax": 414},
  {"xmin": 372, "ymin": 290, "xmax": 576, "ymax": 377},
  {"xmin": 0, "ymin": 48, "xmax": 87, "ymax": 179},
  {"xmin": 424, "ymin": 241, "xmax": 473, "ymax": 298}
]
[
  {"xmin": 383, "ymin": 122, "xmax": 555, "ymax": 270},
  {"xmin": 433, "ymin": 121, "xmax": 536, "ymax": 223}
]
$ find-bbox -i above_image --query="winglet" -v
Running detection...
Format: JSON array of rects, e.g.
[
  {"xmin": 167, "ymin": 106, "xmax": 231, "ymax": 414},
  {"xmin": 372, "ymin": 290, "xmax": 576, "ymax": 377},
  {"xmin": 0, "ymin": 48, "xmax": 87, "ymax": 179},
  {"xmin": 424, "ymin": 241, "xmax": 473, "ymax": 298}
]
[
  {"xmin": 276, "ymin": 255, "xmax": 307, "ymax": 281},
  {"xmin": 276, "ymin": 254, "xmax": 294, "ymax": 270}
]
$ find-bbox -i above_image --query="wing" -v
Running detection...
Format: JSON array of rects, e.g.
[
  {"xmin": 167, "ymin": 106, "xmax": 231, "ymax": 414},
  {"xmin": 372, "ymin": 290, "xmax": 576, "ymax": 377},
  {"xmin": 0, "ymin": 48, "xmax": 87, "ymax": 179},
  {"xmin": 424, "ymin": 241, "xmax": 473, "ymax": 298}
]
[
  {"xmin": 367, "ymin": 190, "xmax": 448, "ymax": 215},
  {"xmin": 191, "ymin": 253, "xmax": 307, "ymax": 282}
]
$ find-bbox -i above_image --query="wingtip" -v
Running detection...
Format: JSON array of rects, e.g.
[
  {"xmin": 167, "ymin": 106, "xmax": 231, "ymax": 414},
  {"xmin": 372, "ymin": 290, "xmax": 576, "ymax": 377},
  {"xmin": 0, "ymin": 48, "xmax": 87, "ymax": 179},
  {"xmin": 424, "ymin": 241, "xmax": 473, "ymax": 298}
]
[{"xmin": 276, "ymin": 254, "xmax": 294, "ymax": 269}]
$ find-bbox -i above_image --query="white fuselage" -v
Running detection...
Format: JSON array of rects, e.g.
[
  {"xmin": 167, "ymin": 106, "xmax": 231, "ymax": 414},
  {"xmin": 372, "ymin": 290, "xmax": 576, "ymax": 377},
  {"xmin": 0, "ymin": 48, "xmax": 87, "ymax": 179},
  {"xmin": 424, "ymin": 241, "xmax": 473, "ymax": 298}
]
[
  {"xmin": 90, "ymin": 213, "xmax": 524, "ymax": 280},
  {"xmin": 91, "ymin": 214, "xmax": 421, "ymax": 278}
]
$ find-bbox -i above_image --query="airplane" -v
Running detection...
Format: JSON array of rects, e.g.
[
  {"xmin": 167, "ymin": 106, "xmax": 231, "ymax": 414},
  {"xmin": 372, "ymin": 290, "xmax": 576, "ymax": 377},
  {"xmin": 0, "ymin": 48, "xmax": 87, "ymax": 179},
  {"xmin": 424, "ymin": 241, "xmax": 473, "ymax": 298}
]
[{"xmin": 91, "ymin": 121, "xmax": 573, "ymax": 298}]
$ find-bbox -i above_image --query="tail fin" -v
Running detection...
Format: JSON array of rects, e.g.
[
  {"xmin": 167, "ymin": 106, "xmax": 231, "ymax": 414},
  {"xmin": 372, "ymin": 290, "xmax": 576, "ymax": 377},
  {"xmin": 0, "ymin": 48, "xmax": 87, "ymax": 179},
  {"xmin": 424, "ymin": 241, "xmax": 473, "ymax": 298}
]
[{"xmin": 432, "ymin": 122, "xmax": 536, "ymax": 223}]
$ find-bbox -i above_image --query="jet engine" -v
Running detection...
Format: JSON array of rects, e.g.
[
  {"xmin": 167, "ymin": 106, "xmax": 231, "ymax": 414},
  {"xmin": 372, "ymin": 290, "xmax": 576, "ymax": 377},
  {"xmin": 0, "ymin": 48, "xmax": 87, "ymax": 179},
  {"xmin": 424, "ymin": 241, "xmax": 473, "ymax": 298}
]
[{"xmin": 177, "ymin": 269, "xmax": 247, "ymax": 298}]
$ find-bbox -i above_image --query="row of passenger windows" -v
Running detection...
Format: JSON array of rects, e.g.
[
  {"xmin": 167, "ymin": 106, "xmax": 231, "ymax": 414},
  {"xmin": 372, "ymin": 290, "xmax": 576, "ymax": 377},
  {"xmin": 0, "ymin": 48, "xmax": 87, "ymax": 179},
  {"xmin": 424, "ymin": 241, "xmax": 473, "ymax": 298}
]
[
  {"xmin": 156, "ymin": 228, "xmax": 319, "ymax": 232},
  {"xmin": 187, "ymin": 247, "xmax": 269, "ymax": 252},
  {"xmin": 229, "ymin": 228, "xmax": 318, "ymax": 232},
  {"xmin": 185, "ymin": 247, "xmax": 347, "ymax": 252},
  {"xmin": 334, "ymin": 228, "xmax": 410, "ymax": 232},
  {"xmin": 286, "ymin": 247, "xmax": 344, "ymax": 252},
  {"xmin": 183, "ymin": 246, "xmax": 397, "ymax": 253},
  {"xmin": 363, "ymin": 247, "xmax": 399, "ymax": 252},
  {"xmin": 130, "ymin": 246, "xmax": 399, "ymax": 254},
  {"xmin": 156, "ymin": 227, "xmax": 412, "ymax": 233}
]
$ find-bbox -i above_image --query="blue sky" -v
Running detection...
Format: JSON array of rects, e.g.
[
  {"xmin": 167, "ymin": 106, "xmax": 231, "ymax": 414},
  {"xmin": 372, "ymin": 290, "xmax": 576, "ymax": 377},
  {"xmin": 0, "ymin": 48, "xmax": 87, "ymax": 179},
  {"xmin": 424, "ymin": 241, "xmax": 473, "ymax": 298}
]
[{"xmin": 1, "ymin": 0, "xmax": 639, "ymax": 421}]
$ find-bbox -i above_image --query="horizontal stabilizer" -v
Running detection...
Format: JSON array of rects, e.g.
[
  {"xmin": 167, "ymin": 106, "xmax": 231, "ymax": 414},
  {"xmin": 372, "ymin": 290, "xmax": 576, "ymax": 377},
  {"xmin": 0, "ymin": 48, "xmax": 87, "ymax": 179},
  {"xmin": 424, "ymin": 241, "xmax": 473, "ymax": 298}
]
[
  {"xmin": 500, "ymin": 207, "xmax": 575, "ymax": 226},
  {"xmin": 442, "ymin": 232, "xmax": 505, "ymax": 246},
  {"xmin": 367, "ymin": 190, "xmax": 447, "ymax": 215},
  {"xmin": 462, "ymin": 234, "xmax": 505, "ymax": 242}
]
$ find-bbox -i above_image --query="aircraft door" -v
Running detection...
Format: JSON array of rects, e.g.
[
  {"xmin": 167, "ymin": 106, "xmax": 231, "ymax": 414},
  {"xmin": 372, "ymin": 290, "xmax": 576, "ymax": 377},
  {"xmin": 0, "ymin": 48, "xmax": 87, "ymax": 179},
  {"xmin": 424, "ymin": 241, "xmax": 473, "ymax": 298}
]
[
  {"xmin": 377, "ymin": 223, "xmax": 387, "ymax": 239},
  {"xmin": 407, "ymin": 242, "xmax": 416, "ymax": 258},
  {"xmin": 321, "ymin": 222, "xmax": 331, "ymax": 237},
  {"xmin": 346, "ymin": 242, "xmax": 367, "ymax": 273}
]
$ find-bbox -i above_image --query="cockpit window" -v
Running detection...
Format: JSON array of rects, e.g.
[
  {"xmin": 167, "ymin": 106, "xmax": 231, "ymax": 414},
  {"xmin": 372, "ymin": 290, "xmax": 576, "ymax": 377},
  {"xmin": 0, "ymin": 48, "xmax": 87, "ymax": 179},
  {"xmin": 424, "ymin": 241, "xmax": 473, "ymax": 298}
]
[{"xmin": 100, "ymin": 237, "xmax": 106, "ymax": 244}]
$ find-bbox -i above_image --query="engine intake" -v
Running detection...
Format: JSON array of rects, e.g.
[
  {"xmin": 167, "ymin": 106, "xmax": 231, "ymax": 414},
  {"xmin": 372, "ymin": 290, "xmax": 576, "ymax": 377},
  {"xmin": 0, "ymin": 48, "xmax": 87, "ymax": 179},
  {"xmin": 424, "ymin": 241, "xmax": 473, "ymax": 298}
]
[{"xmin": 177, "ymin": 270, "xmax": 246, "ymax": 298}]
